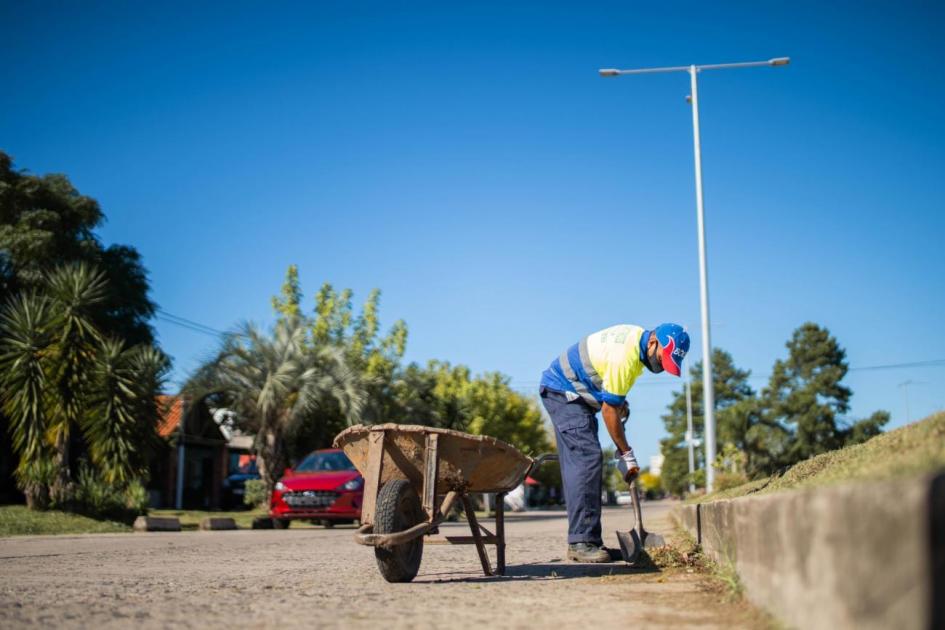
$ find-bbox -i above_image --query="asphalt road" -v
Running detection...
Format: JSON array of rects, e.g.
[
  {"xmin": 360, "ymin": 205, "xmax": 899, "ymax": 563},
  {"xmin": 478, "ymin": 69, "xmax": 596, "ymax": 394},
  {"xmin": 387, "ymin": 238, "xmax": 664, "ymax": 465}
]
[{"xmin": 0, "ymin": 501, "xmax": 768, "ymax": 629}]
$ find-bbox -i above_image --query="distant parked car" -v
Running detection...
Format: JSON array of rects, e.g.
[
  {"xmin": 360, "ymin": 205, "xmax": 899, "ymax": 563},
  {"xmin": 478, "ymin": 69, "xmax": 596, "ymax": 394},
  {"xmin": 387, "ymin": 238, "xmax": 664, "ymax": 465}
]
[
  {"xmin": 223, "ymin": 455, "xmax": 260, "ymax": 509},
  {"xmin": 615, "ymin": 491, "xmax": 633, "ymax": 506},
  {"xmin": 269, "ymin": 449, "xmax": 363, "ymax": 529}
]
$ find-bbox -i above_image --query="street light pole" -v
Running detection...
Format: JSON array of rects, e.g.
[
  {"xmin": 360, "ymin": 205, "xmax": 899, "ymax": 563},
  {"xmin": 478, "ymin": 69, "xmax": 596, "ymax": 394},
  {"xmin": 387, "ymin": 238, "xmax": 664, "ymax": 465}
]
[
  {"xmin": 687, "ymin": 64, "xmax": 718, "ymax": 491},
  {"xmin": 599, "ymin": 57, "xmax": 789, "ymax": 492}
]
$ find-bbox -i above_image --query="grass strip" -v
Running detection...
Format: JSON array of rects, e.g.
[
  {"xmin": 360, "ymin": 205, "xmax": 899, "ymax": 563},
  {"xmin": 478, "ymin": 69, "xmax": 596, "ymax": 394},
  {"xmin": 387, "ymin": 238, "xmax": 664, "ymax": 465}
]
[
  {"xmin": 0, "ymin": 506, "xmax": 130, "ymax": 537},
  {"xmin": 691, "ymin": 411, "xmax": 945, "ymax": 504}
]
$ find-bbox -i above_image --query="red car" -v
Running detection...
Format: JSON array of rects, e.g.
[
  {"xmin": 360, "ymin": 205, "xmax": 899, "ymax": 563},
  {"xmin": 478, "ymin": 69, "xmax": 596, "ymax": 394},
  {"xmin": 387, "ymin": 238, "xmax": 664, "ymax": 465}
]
[{"xmin": 270, "ymin": 449, "xmax": 363, "ymax": 529}]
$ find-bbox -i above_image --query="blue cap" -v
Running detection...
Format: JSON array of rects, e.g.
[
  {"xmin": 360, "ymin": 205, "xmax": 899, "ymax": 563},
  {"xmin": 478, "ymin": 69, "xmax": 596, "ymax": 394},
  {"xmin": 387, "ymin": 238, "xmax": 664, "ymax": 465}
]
[{"xmin": 654, "ymin": 323, "xmax": 690, "ymax": 377}]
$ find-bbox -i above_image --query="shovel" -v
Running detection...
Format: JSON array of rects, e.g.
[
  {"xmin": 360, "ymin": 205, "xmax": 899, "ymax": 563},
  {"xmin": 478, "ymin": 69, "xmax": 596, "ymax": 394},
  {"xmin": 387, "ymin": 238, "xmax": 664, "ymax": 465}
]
[{"xmin": 615, "ymin": 479, "xmax": 665, "ymax": 565}]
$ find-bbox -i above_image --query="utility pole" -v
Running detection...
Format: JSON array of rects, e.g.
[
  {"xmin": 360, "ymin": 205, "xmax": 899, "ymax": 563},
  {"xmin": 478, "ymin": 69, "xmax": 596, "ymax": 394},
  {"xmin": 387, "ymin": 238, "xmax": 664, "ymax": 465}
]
[
  {"xmin": 599, "ymin": 56, "xmax": 789, "ymax": 491},
  {"xmin": 898, "ymin": 380, "xmax": 926, "ymax": 424},
  {"xmin": 175, "ymin": 396, "xmax": 187, "ymax": 509},
  {"xmin": 686, "ymin": 377, "xmax": 695, "ymax": 493}
]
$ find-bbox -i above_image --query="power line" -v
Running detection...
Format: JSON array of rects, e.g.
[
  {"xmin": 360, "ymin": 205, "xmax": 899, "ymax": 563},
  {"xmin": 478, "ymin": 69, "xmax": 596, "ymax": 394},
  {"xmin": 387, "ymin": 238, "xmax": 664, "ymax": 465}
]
[
  {"xmin": 155, "ymin": 309, "xmax": 227, "ymax": 337},
  {"xmin": 849, "ymin": 359, "xmax": 945, "ymax": 372},
  {"xmin": 509, "ymin": 358, "xmax": 945, "ymax": 391},
  {"xmin": 152, "ymin": 307, "xmax": 945, "ymax": 378}
]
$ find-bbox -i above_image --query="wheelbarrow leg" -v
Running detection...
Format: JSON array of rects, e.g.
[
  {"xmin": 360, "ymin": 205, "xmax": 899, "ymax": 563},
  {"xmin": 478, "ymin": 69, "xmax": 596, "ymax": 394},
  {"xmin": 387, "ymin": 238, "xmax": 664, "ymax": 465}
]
[
  {"xmin": 462, "ymin": 494, "xmax": 493, "ymax": 576},
  {"xmin": 359, "ymin": 429, "xmax": 386, "ymax": 526},
  {"xmin": 421, "ymin": 433, "xmax": 440, "ymax": 521},
  {"xmin": 495, "ymin": 491, "xmax": 506, "ymax": 575}
]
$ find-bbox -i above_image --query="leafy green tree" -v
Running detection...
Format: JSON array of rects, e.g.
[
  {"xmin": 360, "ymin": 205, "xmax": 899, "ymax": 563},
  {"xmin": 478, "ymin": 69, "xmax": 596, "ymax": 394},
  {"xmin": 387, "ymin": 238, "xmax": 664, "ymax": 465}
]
[
  {"xmin": 266, "ymin": 269, "xmax": 408, "ymax": 459},
  {"xmin": 389, "ymin": 361, "xmax": 550, "ymax": 455},
  {"xmin": 0, "ymin": 152, "xmax": 155, "ymax": 345},
  {"xmin": 0, "ymin": 264, "xmax": 168, "ymax": 508},
  {"xmin": 0, "ymin": 153, "xmax": 161, "ymax": 502},
  {"xmin": 465, "ymin": 372, "xmax": 550, "ymax": 456},
  {"xmin": 309, "ymin": 281, "xmax": 408, "ymax": 382},
  {"xmin": 189, "ymin": 317, "xmax": 364, "ymax": 496},
  {"xmin": 659, "ymin": 348, "xmax": 756, "ymax": 495},
  {"xmin": 763, "ymin": 322, "xmax": 888, "ymax": 463},
  {"xmin": 246, "ymin": 267, "xmax": 547, "ymax": 464},
  {"xmin": 391, "ymin": 361, "xmax": 471, "ymax": 430},
  {"xmin": 270, "ymin": 264, "xmax": 302, "ymax": 319}
]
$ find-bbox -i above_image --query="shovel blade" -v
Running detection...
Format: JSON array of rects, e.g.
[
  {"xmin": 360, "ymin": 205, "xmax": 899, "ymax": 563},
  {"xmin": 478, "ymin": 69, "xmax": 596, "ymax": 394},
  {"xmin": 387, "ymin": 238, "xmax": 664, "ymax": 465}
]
[{"xmin": 615, "ymin": 529, "xmax": 643, "ymax": 564}]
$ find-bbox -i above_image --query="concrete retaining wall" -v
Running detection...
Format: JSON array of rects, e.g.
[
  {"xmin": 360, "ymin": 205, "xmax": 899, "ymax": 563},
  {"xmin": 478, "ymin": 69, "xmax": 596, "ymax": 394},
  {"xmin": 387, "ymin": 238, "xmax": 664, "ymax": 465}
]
[{"xmin": 675, "ymin": 472, "xmax": 944, "ymax": 630}]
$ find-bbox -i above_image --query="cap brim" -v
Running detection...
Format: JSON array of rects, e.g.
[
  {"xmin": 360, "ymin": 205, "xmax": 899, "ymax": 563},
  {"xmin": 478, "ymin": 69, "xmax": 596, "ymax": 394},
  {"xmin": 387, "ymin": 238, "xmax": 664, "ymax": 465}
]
[
  {"xmin": 663, "ymin": 353, "xmax": 680, "ymax": 376},
  {"xmin": 660, "ymin": 338, "xmax": 679, "ymax": 376}
]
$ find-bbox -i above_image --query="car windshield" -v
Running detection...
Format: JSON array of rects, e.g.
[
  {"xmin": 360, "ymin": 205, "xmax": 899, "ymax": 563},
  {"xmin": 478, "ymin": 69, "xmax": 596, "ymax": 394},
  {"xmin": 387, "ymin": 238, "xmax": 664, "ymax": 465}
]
[{"xmin": 294, "ymin": 451, "xmax": 356, "ymax": 473}]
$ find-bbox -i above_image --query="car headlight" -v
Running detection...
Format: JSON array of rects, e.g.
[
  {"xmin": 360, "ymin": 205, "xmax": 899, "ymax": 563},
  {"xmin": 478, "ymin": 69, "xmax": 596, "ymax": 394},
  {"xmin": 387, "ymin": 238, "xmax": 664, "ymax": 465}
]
[
  {"xmin": 340, "ymin": 477, "xmax": 363, "ymax": 491},
  {"xmin": 274, "ymin": 481, "xmax": 286, "ymax": 492}
]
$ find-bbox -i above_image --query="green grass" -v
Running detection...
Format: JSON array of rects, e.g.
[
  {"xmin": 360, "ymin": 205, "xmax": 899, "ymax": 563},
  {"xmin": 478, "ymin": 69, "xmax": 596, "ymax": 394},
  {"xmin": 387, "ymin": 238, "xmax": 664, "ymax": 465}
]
[
  {"xmin": 0, "ymin": 505, "xmax": 131, "ymax": 537},
  {"xmin": 692, "ymin": 411, "xmax": 945, "ymax": 504},
  {"xmin": 0, "ymin": 506, "xmax": 278, "ymax": 536}
]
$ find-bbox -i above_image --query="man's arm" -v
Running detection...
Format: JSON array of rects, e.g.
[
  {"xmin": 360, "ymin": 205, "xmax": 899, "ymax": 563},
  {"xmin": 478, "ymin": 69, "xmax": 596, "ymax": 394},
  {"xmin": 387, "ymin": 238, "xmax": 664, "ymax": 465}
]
[{"xmin": 601, "ymin": 401, "xmax": 630, "ymax": 454}]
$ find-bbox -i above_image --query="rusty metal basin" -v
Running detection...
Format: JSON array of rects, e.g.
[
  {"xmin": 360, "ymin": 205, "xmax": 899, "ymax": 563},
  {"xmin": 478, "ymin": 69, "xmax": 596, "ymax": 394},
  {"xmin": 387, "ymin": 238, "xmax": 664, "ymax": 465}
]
[{"xmin": 333, "ymin": 424, "xmax": 533, "ymax": 495}]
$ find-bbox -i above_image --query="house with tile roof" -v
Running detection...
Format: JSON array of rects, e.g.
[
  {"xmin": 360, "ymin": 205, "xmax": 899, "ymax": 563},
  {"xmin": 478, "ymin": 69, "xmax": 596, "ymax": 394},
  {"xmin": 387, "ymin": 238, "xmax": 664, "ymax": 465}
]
[{"xmin": 149, "ymin": 395, "xmax": 249, "ymax": 509}]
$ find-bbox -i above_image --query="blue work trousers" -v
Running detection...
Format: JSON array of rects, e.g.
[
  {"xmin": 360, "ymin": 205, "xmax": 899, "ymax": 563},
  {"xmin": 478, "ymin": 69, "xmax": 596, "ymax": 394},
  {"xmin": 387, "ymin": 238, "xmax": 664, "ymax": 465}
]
[{"xmin": 539, "ymin": 387, "xmax": 603, "ymax": 546}]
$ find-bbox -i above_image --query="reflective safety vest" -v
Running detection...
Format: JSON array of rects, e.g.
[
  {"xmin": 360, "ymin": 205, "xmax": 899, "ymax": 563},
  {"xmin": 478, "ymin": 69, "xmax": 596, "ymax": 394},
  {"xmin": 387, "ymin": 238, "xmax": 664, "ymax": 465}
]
[{"xmin": 540, "ymin": 324, "xmax": 647, "ymax": 409}]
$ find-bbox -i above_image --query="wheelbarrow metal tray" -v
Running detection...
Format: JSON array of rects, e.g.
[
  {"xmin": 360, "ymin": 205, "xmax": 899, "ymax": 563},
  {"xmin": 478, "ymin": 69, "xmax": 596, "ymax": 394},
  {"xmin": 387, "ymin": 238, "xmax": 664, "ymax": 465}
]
[{"xmin": 333, "ymin": 424, "xmax": 533, "ymax": 494}]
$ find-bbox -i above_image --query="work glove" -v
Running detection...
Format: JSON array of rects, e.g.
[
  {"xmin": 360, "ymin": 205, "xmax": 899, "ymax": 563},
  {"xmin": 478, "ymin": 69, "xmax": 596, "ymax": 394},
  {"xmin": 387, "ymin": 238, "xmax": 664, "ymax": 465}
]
[{"xmin": 615, "ymin": 447, "xmax": 640, "ymax": 484}]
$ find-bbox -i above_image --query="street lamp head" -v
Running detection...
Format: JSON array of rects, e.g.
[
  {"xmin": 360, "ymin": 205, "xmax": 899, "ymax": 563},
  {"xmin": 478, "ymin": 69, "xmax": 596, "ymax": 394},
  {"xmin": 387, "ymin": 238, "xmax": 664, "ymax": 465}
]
[
  {"xmin": 769, "ymin": 57, "xmax": 790, "ymax": 67},
  {"xmin": 599, "ymin": 69, "xmax": 620, "ymax": 77}
]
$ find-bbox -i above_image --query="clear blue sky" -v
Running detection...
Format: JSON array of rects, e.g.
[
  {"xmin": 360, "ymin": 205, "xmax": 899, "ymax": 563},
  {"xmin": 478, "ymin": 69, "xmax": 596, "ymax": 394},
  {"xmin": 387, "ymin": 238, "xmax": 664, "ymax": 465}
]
[{"xmin": 3, "ymin": 2, "xmax": 944, "ymax": 466}]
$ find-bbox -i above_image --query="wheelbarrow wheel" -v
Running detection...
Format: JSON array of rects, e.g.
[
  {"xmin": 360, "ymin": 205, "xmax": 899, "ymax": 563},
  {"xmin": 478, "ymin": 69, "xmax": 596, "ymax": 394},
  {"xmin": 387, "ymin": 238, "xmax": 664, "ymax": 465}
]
[{"xmin": 374, "ymin": 479, "xmax": 424, "ymax": 583}]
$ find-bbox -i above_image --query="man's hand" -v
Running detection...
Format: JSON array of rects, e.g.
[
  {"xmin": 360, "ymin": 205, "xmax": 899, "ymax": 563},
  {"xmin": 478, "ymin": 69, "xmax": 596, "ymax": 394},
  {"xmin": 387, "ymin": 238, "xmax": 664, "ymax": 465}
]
[{"xmin": 615, "ymin": 448, "xmax": 640, "ymax": 484}]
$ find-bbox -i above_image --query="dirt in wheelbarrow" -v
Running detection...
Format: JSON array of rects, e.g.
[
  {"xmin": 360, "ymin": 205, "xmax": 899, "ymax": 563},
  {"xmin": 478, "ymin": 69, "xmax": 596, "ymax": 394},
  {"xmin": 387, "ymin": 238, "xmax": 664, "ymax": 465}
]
[{"xmin": 0, "ymin": 501, "xmax": 775, "ymax": 629}]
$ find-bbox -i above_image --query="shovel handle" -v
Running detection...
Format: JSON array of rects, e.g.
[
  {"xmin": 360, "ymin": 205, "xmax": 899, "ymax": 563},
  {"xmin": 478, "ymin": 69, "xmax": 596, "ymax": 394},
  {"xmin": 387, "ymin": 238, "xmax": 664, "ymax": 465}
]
[{"xmin": 630, "ymin": 480, "xmax": 647, "ymax": 539}]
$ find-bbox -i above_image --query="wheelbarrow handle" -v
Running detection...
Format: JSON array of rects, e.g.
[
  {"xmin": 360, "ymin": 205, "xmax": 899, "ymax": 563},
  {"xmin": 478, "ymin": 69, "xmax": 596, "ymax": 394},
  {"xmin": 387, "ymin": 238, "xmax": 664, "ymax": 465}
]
[{"xmin": 527, "ymin": 453, "xmax": 559, "ymax": 478}]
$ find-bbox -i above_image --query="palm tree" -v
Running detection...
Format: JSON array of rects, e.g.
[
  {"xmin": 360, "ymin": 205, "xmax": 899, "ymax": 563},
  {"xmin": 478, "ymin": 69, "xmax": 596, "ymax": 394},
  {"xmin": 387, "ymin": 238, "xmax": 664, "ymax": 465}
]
[
  {"xmin": 42, "ymin": 264, "xmax": 107, "ymax": 502},
  {"xmin": 0, "ymin": 292, "xmax": 54, "ymax": 507},
  {"xmin": 189, "ymin": 317, "xmax": 364, "ymax": 496},
  {"xmin": 85, "ymin": 340, "xmax": 169, "ymax": 485},
  {"xmin": 0, "ymin": 263, "xmax": 168, "ymax": 507}
]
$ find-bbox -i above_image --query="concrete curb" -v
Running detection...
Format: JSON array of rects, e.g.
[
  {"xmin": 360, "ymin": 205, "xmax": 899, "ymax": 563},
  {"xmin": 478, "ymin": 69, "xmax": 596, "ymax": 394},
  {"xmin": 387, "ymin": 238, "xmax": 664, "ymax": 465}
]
[
  {"xmin": 133, "ymin": 516, "xmax": 182, "ymax": 532},
  {"xmin": 674, "ymin": 471, "xmax": 944, "ymax": 630},
  {"xmin": 199, "ymin": 517, "xmax": 238, "ymax": 531},
  {"xmin": 251, "ymin": 517, "xmax": 274, "ymax": 529}
]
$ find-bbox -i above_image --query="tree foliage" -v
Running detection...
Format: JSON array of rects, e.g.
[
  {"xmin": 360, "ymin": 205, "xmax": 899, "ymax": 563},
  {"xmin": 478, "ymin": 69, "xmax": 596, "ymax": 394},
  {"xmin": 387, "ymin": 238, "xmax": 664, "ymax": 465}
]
[
  {"xmin": 659, "ymin": 349, "xmax": 755, "ymax": 496},
  {"xmin": 188, "ymin": 317, "xmax": 365, "ymax": 496},
  {"xmin": 763, "ymin": 322, "xmax": 888, "ymax": 461},
  {"xmin": 661, "ymin": 323, "xmax": 890, "ymax": 496},
  {"xmin": 267, "ymin": 268, "xmax": 409, "ymax": 460},
  {"xmin": 389, "ymin": 361, "xmax": 551, "ymax": 456},
  {"xmin": 0, "ymin": 152, "xmax": 155, "ymax": 345},
  {"xmin": 0, "ymin": 153, "xmax": 162, "ymax": 506},
  {"xmin": 202, "ymin": 266, "xmax": 551, "ymax": 469},
  {"xmin": 0, "ymin": 264, "xmax": 168, "ymax": 508}
]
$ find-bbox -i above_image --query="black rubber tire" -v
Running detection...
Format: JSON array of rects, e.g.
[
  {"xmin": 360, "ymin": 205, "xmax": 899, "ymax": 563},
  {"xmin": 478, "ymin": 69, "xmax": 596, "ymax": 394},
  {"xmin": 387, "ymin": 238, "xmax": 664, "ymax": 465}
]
[
  {"xmin": 273, "ymin": 518, "xmax": 291, "ymax": 529},
  {"xmin": 321, "ymin": 520, "xmax": 334, "ymax": 529},
  {"xmin": 373, "ymin": 479, "xmax": 424, "ymax": 583}
]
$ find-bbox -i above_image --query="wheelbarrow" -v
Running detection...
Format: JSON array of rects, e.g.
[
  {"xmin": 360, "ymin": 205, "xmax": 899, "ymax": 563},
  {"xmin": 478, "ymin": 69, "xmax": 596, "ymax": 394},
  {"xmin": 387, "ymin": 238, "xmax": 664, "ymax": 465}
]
[{"xmin": 334, "ymin": 423, "xmax": 539, "ymax": 582}]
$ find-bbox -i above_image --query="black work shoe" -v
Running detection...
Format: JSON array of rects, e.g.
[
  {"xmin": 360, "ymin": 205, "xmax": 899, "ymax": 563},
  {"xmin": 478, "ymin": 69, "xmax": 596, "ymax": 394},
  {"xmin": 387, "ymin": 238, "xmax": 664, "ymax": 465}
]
[{"xmin": 567, "ymin": 542, "xmax": 611, "ymax": 563}]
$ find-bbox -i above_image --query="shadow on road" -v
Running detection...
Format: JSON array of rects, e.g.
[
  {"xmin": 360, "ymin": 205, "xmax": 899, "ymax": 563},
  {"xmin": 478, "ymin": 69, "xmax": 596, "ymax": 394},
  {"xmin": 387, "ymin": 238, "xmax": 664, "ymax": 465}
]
[{"xmin": 419, "ymin": 556, "xmax": 660, "ymax": 583}]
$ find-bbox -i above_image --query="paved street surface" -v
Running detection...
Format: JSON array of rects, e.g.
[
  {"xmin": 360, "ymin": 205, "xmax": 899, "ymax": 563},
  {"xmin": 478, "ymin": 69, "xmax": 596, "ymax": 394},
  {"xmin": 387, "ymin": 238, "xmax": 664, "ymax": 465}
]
[{"xmin": 0, "ymin": 501, "xmax": 768, "ymax": 629}]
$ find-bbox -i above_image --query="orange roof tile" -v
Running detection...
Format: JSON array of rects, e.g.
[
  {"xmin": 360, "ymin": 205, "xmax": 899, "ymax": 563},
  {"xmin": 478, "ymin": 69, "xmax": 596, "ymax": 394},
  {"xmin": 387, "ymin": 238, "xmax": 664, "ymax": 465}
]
[{"xmin": 157, "ymin": 395, "xmax": 183, "ymax": 438}]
